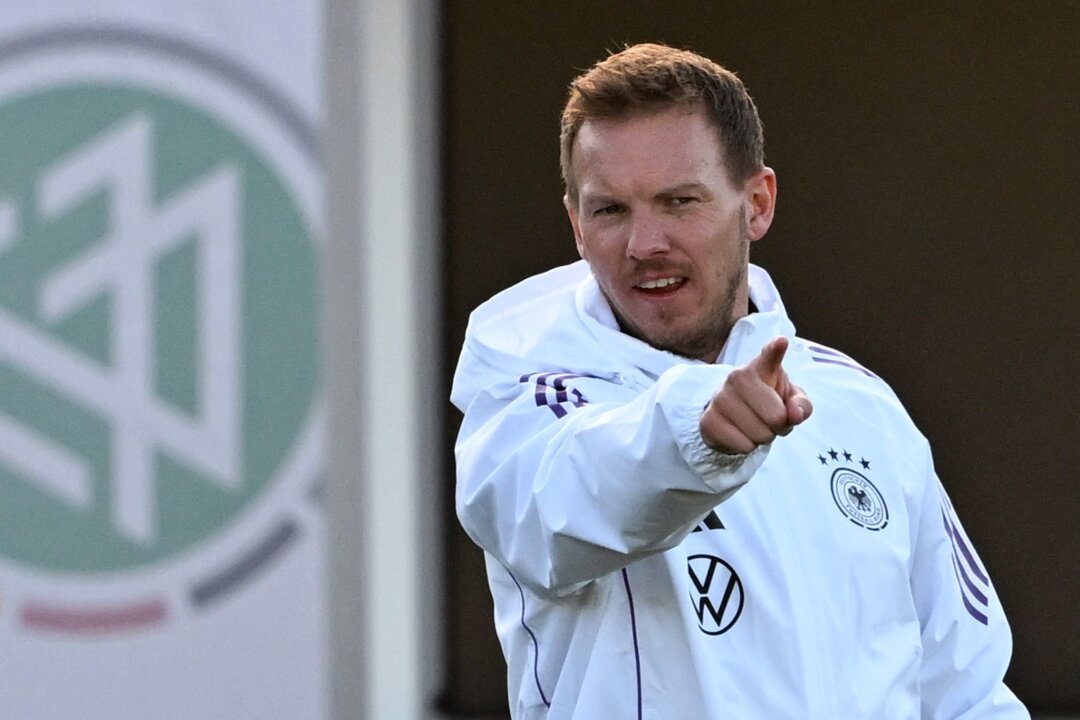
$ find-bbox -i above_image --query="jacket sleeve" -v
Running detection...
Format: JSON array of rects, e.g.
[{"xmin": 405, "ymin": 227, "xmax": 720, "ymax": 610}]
[
  {"xmin": 910, "ymin": 446, "xmax": 1029, "ymax": 718},
  {"xmin": 454, "ymin": 363, "xmax": 767, "ymax": 597}
]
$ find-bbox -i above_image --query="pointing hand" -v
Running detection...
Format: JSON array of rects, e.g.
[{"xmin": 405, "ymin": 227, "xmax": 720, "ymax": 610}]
[{"xmin": 699, "ymin": 336, "xmax": 813, "ymax": 455}]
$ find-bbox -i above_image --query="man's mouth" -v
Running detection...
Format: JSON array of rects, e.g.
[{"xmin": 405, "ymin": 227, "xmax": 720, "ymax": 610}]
[{"xmin": 636, "ymin": 276, "xmax": 685, "ymax": 292}]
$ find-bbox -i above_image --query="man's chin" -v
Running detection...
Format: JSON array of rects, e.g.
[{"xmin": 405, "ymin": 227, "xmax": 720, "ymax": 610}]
[
  {"xmin": 631, "ymin": 315, "xmax": 736, "ymax": 361},
  {"xmin": 614, "ymin": 310, "xmax": 726, "ymax": 360},
  {"xmin": 639, "ymin": 330, "xmax": 715, "ymax": 361}
]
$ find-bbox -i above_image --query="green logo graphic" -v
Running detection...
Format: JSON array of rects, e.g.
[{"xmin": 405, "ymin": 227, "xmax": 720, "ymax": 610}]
[{"xmin": 0, "ymin": 83, "xmax": 319, "ymax": 574}]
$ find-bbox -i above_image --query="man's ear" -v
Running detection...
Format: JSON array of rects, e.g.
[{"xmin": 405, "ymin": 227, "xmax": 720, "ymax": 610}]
[
  {"xmin": 565, "ymin": 194, "xmax": 588, "ymax": 260},
  {"xmin": 744, "ymin": 168, "xmax": 777, "ymax": 242}
]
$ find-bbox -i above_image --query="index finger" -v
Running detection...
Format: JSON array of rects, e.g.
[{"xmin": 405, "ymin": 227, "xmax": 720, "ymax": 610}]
[{"xmin": 749, "ymin": 336, "xmax": 789, "ymax": 388}]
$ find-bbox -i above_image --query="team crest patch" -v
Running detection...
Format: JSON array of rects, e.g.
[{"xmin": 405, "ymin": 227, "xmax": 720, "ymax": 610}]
[{"xmin": 817, "ymin": 448, "xmax": 889, "ymax": 531}]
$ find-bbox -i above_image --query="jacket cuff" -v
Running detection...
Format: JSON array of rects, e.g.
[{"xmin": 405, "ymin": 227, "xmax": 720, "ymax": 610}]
[{"xmin": 659, "ymin": 364, "xmax": 771, "ymax": 499}]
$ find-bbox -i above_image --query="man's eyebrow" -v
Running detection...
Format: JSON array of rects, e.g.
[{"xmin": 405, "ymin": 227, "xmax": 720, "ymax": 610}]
[
  {"xmin": 657, "ymin": 182, "xmax": 710, "ymax": 196},
  {"xmin": 579, "ymin": 191, "xmax": 619, "ymax": 206}
]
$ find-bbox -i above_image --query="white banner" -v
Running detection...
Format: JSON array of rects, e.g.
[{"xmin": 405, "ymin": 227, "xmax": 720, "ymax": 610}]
[{"xmin": 0, "ymin": 4, "xmax": 326, "ymax": 719}]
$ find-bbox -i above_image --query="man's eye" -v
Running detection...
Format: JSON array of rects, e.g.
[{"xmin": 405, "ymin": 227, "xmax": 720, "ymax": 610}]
[
  {"xmin": 593, "ymin": 205, "xmax": 621, "ymax": 217},
  {"xmin": 671, "ymin": 196, "xmax": 697, "ymax": 207}
]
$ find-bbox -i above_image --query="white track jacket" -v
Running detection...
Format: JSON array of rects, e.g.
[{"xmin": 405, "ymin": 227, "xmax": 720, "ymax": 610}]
[{"xmin": 452, "ymin": 261, "xmax": 1027, "ymax": 719}]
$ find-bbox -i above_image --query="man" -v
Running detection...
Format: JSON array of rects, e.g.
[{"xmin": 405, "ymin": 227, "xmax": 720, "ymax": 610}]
[{"xmin": 451, "ymin": 43, "xmax": 1027, "ymax": 719}]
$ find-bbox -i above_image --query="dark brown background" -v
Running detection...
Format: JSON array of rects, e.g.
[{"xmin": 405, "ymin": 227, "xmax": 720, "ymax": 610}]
[{"xmin": 439, "ymin": 2, "xmax": 1080, "ymax": 716}]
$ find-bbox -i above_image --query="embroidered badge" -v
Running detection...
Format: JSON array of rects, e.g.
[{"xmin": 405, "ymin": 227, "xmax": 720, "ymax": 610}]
[{"xmin": 818, "ymin": 448, "xmax": 889, "ymax": 531}]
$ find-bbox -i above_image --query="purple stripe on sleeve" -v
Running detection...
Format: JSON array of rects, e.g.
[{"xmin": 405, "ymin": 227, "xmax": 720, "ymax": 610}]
[
  {"xmin": 951, "ymin": 555, "xmax": 990, "ymax": 625},
  {"xmin": 521, "ymin": 371, "xmax": 592, "ymax": 418},
  {"xmin": 941, "ymin": 508, "xmax": 989, "ymax": 585},
  {"xmin": 553, "ymin": 376, "xmax": 570, "ymax": 404},
  {"xmin": 807, "ymin": 345, "xmax": 847, "ymax": 358},
  {"xmin": 810, "ymin": 356, "xmax": 879, "ymax": 379},
  {"xmin": 621, "ymin": 569, "xmax": 643, "ymax": 720},
  {"xmin": 947, "ymin": 527, "xmax": 990, "ymax": 605},
  {"xmin": 532, "ymin": 372, "xmax": 553, "ymax": 408}
]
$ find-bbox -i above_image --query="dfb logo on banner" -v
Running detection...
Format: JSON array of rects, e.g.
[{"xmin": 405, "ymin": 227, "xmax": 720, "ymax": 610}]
[{"xmin": 0, "ymin": 27, "xmax": 323, "ymax": 633}]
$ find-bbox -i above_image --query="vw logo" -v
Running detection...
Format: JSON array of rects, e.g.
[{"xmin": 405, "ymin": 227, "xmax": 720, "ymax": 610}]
[{"xmin": 687, "ymin": 554, "xmax": 744, "ymax": 635}]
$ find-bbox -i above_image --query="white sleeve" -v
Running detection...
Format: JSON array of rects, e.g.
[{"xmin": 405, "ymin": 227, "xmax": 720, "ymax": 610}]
[
  {"xmin": 910, "ymin": 447, "xmax": 1029, "ymax": 718},
  {"xmin": 454, "ymin": 363, "xmax": 767, "ymax": 597}
]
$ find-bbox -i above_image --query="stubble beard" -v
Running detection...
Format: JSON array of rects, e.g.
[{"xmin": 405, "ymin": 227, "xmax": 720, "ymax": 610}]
[
  {"xmin": 649, "ymin": 250, "xmax": 746, "ymax": 361},
  {"xmin": 613, "ymin": 222, "xmax": 751, "ymax": 362}
]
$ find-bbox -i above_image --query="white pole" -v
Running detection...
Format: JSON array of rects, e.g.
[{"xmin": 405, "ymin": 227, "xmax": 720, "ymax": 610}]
[{"xmin": 324, "ymin": 0, "xmax": 442, "ymax": 718}]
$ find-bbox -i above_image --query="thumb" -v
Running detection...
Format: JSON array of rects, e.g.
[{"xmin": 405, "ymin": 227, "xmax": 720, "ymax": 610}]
[
  {"xmin": 748, "ymin": 336, "xmax": 789, "ymax": 389},
  {"xmin": 785, "ymin": 385, "xmax": 814, "ymax": 426}
]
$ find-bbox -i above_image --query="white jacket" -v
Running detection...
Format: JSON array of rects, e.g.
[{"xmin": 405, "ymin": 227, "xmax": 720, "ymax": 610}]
[{"xmin": 452, "ymin": 261, "xmax": 1027, "ymax": 719}]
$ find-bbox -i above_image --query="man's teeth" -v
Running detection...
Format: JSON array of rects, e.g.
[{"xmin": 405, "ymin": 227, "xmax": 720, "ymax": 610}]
[{"xmin": 638, "ymin": 277, "xmax": 683, "ymax": 289}]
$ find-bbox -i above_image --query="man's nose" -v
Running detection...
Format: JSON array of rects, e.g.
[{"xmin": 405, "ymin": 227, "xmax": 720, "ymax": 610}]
[{"xmin": 625, "ymin": 212, "xmax": 670, "ymax": 260}]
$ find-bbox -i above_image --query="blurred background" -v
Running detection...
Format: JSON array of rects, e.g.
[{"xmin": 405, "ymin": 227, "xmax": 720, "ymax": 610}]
[{"xmin": 0, "ymin": 1, "xmax": 1075, "ymax": 719}]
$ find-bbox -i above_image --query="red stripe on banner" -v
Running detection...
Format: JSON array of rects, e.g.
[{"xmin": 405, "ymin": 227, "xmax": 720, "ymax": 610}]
[{"xmin": 21, "ymin": 598, "xmax": 168, "ymax": 634}]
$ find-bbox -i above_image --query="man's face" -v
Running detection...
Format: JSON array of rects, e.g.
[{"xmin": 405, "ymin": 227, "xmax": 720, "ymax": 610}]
[{"xmin": 566, "ymin": 106, "xmax": 775, "ymax": 363}]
